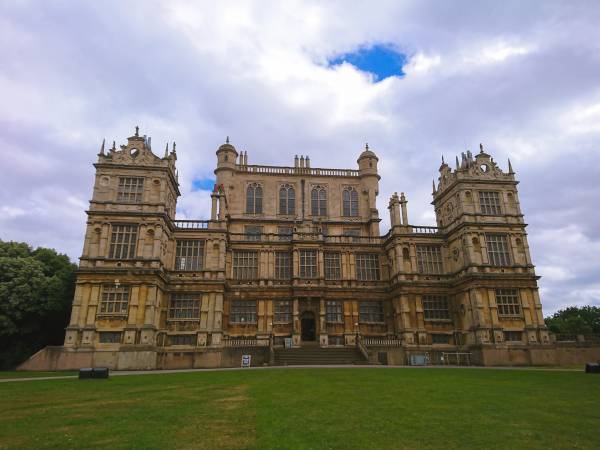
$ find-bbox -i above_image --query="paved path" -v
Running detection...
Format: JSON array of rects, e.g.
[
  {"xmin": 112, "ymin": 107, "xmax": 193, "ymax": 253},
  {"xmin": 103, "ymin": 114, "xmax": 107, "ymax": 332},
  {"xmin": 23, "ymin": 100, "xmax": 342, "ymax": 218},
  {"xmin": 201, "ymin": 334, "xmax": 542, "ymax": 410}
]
[{"xmin": 0, "ymin": 364, "xmax": 583, "ymax": 383}]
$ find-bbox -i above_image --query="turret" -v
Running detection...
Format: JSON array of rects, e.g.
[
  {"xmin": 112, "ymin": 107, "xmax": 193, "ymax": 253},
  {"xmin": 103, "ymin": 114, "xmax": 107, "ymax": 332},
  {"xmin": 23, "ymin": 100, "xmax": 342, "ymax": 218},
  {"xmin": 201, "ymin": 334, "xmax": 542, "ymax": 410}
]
[{"xmin": 215, "ymin": 136, "xmax": 238, "ymax": 170}]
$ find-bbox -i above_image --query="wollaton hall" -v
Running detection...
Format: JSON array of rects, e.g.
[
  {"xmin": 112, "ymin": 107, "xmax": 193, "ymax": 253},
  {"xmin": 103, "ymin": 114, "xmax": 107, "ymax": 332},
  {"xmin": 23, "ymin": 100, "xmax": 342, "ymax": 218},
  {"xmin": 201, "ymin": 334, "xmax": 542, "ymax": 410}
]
[{"xmin": 25, "ymin": 127, "xmax": 569, "ymax": 370}]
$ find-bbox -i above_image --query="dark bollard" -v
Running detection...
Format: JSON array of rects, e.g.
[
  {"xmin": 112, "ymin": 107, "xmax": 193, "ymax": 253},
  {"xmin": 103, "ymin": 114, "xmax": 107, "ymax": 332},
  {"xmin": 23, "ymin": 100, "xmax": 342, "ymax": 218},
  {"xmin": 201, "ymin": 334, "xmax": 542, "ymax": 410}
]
[
  {"xmin": 79, "ymin": 367, "xmax": 109, "ymax": 379},
  {"xmin": 584, "ymin": 362, "xmax": 600, "ymax": 373}
]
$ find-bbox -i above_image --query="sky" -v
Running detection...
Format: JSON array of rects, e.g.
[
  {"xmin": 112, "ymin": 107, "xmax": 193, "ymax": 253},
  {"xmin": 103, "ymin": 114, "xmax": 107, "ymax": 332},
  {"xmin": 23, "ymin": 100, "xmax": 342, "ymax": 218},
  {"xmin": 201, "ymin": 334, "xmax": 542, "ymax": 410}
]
[{"xmin": 1, "ymin": 0, "xmax": 599, "ymax": 315}]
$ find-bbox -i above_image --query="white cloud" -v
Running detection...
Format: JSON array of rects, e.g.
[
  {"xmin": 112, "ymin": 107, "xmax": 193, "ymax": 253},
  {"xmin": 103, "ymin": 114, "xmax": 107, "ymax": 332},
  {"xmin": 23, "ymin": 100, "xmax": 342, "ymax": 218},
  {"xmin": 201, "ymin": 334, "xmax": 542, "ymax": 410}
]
[{"xmin": 1, "ymin": 0, "xmax": 600, "ymax": 314}]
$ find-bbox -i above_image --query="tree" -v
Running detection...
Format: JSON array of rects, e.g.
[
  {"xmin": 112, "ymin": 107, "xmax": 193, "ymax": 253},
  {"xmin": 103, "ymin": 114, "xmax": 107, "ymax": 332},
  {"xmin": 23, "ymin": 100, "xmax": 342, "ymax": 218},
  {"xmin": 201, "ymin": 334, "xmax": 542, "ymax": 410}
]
[
  {"xmin": 0, "ymin": 240, "xmax": 77, "ymax": 369},
  {"xmin": 545, "ymin": 306, "xmax": 600, "ymax": 335}
]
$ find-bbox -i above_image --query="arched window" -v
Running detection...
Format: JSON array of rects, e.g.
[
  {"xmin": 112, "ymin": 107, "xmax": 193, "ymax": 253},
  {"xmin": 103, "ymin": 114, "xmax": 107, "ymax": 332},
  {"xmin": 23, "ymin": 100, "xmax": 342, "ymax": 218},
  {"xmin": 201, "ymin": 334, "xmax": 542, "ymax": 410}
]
[
  {"xmin": 279, "ymin": 184, "xmax": 295, "ymax": 215},
  {"xmin": 342, "ymin": 187, "xmax": 359, "ymax": 216},
  {"xmin": 246, "ymin": 183, "xmax": 263, "ymax": 214},
  {"xmin": 311, "ymin": 186, "xmax": 327, "ymax": 216}
]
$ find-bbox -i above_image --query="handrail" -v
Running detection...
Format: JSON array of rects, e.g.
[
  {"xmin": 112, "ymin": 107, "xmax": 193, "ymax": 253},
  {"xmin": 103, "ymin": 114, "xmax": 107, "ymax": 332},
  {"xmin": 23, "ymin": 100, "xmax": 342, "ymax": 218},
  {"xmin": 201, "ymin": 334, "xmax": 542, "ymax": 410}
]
[
  {"xmin": 363, "ymin": 337, "xmax": 402, "ymax": 347},
  {"xmin": 236, "ymin": 164, "xmax": 360, "ymax": 177},
  {"xmin": 356, "ymin": 335, "xmax": 369, "ymax": 361},
  {"xmin": 173, "ymin": 220, "xmax": 210, "ymax": 229},
  {"xmin": 408, "ymin": 225, "xmax": 440, "ymax": 234}
]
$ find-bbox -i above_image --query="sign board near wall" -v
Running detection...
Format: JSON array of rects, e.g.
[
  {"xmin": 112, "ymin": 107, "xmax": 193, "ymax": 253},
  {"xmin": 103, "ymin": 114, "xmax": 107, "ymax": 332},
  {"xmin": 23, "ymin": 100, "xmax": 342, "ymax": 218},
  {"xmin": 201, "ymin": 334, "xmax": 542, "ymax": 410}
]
[{"xmin": 241, "ymin": 354, "xmax": 251, "ymax": 367}]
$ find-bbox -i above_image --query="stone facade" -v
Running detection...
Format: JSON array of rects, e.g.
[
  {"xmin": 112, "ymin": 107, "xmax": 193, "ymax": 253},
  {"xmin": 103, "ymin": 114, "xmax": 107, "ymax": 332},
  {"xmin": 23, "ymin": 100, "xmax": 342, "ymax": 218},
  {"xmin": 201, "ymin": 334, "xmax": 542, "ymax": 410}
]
[{"xmin": 24, "ymin": 128, "xmax": 597, "ymax": 370}]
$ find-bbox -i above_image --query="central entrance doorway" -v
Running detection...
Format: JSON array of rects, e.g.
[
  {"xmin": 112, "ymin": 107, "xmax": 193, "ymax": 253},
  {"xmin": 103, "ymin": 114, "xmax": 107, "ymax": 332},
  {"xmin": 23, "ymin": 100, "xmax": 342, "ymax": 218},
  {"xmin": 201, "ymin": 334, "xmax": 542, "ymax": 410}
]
[{"xmin": 300, "ymin": 311, "xmax": 316, "ymax": 342}]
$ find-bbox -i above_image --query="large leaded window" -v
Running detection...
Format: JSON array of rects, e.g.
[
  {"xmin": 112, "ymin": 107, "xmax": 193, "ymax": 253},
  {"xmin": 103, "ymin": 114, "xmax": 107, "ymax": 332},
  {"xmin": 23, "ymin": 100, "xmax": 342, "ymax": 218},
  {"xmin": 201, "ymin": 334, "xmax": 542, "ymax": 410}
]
[
  {"xmin": 246, "ymin": 183, "xmax": 263, "ymax": 214},
  {"xmin": 496, "ymin": 288, "xmax": 521, "ymax": 317},
  {"xmin": 233, "ymin": 251, "xmax": 259, "ymax": 280},
  {"xmin": 168, "ymin": 293, "xmax": 201, "ymax": 320},
  {"xmin": 324, "ymin": 252, "xmax": 341, "ymax": 280},
  {"xmin": 99, "ymin": 285, "xmax": 130, "ymax": 316},
  {"xmin": 416, "ymin": 245, "xmax": 443, "ymax": 274},
  {"xmin": 230, "ymin": 300, "xmax": 257, "ymax": 324},
  {"xmin": 245, "ymin": 226, "xmax": 262, "ymax": 242},
  {"xmin": 278, "ymin": 226, "xmax": 293, "ymax": 241},
  {"xmin": 504, "ymin": 331, "xmax": 522, "ymax": 342},
  {"xmin": 175, "ymin": 240, "xmax": 205, "ymax": 270},
  {"xmin": 275, "ymin": 252, "xmax": 292, "ymax": 280},
  {"xmin": 356, "ymin": 253, "xmax": 380, "ymax": 281},
  {"xmin": 342, "ymin": 187, "xmax": 359, "ymax": 216},
  {"xmin": 274, "ymin": 300, "xmax": 292, "ymax": 323},
  {"xmin": 486, "ymin": 234, "xmax": 511, "ymax": 266},
  {"xmin": 117, "ymin": 177, "xmax": 144, "ymax": 203},
  {"xmin": 299, "ymin": 249, "xmax": 318, "ymax": 278},
  {"xmin": 311, "ymin": 186, "xmax": 327, "ymax": 216},
  {"xmin": 108, "ymin": 224, "xmax": 138, "ymax": 259},
  {"xmin": 479, "ymin": 191, "xmax": 502, "ymax": 215},
  {"xmin": 359, "ymin": 301, "xmax": 384, "ymax": 324},
  {"xmin": 279, "ymin": 184, "xmax": 295, "ymax": 215},
  {"xmin": 422, "ymin": 295, "xmax": 451, "ymax": 321},
  {"xmin": 326, "ymin": 300, "xmax": 343, "ymax": 323}
]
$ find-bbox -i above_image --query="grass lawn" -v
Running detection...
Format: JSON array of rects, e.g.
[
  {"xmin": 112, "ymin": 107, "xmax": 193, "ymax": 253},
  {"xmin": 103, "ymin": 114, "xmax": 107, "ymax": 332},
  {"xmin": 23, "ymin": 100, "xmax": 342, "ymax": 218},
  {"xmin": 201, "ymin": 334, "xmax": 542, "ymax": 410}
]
[
  {"xmin": 0, "ymin": 371, "xmax": 76, "ymax": 379},
  {"xmin": 0, "ymin": 368, "xmax": 598, "ymax": 449}
]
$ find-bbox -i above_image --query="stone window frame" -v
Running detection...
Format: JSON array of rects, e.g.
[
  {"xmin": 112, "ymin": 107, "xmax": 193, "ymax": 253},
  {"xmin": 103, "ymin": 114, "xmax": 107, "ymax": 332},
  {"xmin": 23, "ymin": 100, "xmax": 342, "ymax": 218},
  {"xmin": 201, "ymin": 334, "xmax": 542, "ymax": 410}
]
[
  {"xmin": 359, "ymin": 301, "xmax": 384, "ymax": 324},
  {"xmin": 108, "ymin": 223, "xmax": 138, "ymax": 259},
  {"xmin": 431, "ymin": 333, "xmax": 450, "ymax": 344},
  {"xmin": 324, "ymin": 252, "xmax": 341, "ymax": 280},
  {"xmin": 175, "ymin": 239, "xmax": 205, "ymax": 270},
  {"xmin": 98, "ymin": 285, "xmax": 130, "ymax": 317},
  {"xmin": 168, "ymin": 293, "xmax": 201, "ymax": 321},
  {"xmin": 325, "ymin": 300, "xmax": 344, "ymax": 323},
  {"xmin": 310, "ymin": 185, "xmax": 327, "ymax": 217},
  {"xmin": 503, "ymin": 330, "xmax": 523, "ymax": 342},
  {"xmin": 299, "ymin": 249, "xmax": 318, "ymax": 278},
  {"xmin": 245, "ymin": 182, "xmax": 263, "ymax": 214},
  {"xmin": 244, "ymin": 225, "xmax": 263, "ymax": 242},
  {"xmin": 275, "ymin": 251, "xmax": 292, "ymax": 280},
  {"xmin": 277, "ymin": 226, "xmax": 293, "ymax": 241},
  {"xmin": 117, "ymin": 176, "xmax": 144, "ymax": 203},
  {"xmin": 232, "ymin": 250, "xmax": 259, "ymax": 280},
  {"xmin": 342, "ymin": 186, "xmax": 359, "ymax": 217},
  {"xmin": 422, "ymin": 295, "xmax": 451, "ymax": 321},
  {"xmin": 230, "ymin": 300, "xmax": 257, "ymax": 324},
  {"xmin": 279, "ymin": 183, "xmax": 296, "ymax": 215},
  {"xmin": 356, "ymin": 253, "xmax": 380, "ymax": 281},
  {"xmin": 98, "ymin": 331, "xmax": 123, "ymax": 344},
  {"xmin": 416, "ymin": 244, "xmax": 443, "ymax": 274},
  {"xmin": 168, "ymin": 334, "xmax": 196, "ymax": 346},
  {"xmin": 478, "ymin": 190, "xmax": 502, "ymax": 215},
  {"xmin": 274, "ymin": 300, "xmax": 292, "ymax": 323},
  {"xmin": 495, "ymin": 288, "xmax": 522, "ymax": 318},
  {"xmin": 485, "ymin": 233, "xmax": 512, "ymax": 266}
]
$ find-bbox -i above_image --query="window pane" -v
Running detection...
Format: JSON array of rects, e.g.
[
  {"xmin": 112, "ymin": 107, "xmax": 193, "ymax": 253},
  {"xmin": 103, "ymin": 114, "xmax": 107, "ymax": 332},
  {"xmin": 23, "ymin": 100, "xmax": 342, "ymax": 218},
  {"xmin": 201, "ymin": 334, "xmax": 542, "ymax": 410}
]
[
  {"xmin": 324, "ymin": 252, "xmax": 341, "ymax": 280},
  {"xmin": 359, "ymin": 301, "xmax": 384, "ymax": 323},
  {"xmin": 496, "ymin": 288, "xmax": 521, "ymax": 317},
  {"xmin": 168, "ymin": 293, "xmax": 201, "ymax": 320},
  {"xmin": 275, "ymin": 252, "xmax": 292, "ymax": 280},
  {"xmin": 230, "ymin": 300, "xmax": 257, "ymax": 323},
  {"xmin": 117, "ymin": 177, "xmax": 144, "ymax": 203},
  {"xmin": 175, "ymin": 240, "xmax": 205, "ymax": 270},
  {"xmin": 299, "ymin": 249, "xmax": 318, "ymax": 278},
  {"xmin": 422, "ymin": 295, "xmax": 450, "ymax": 321},
  {"xmin": 356, "ymin": 253, "xmax": 380, "ymax": 281},
  {"xmin": 486, "ymin": 234, "xmax": 511, "ymax": 266},
  {"xmin": 274, "ymin": 300, "xmax": 292, "ymax": 323},
  {"xmin": 233, "ymin": 251, "xmax": 259, "ymax": 279},
  {"xmin": 98, "ymin": 285, "xmax": 130, "ymax": 317},
  {"xmin": 479, "ymin": 191, "xmax": 502, "ymax": 215},
  {"xmin": 326, "ymin": 300, "xmax": 344, "ymax": 323},
  {"xmin": 108, "ymin": 224, "xmax": 138, "ymax": 259},
  {"xmin": 416, "ymin": 245, "xmax": 443, "ymax": 274}
]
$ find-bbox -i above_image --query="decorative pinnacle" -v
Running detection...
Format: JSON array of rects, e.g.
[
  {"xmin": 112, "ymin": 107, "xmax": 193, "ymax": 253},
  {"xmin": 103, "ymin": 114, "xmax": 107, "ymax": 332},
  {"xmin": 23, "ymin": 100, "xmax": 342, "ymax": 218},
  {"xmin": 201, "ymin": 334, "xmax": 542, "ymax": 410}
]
[
  {"xmin": 135, "ymin": 125, "xmax": 139, "ymax": 137},
  {"xmin": 165, "ymin": 142, "xmax": 169, "ymax": 157},
  {"xmin": 112, "ymin": 141, "xmax": 116, "ymax": 151},
  {"xmin": 99, "ymin": 138, "xmax": 105, "ymax": 155},
  {"xmin": 479, "ymin": 142, "xmax": 484, "ymax": 153},
  {"xmin": 365, "ymin": 143, "xmax": 369, "ymax": 150},
  {"xmin": 173, "ymin": 141, "xmax": 176, "ymax": 153},
  {"xmin": 442, "ymin": 155, "xmax": 445, "ymax": 164},
  {"xmin": 508, "ymin": 158, "xmax": 514, "ymax": 173},
  {"xmin": 226, "ymin": 136, "xmax": 230, "ymax": 144}
]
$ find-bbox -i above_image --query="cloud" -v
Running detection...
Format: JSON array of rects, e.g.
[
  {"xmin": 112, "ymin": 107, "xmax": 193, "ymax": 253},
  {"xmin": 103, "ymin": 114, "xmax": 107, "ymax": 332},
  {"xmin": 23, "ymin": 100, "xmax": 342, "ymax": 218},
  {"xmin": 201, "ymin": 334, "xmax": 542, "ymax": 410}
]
[{"xmin": 1, "ymin": 0, "xmax": 600, "ymax": 314}]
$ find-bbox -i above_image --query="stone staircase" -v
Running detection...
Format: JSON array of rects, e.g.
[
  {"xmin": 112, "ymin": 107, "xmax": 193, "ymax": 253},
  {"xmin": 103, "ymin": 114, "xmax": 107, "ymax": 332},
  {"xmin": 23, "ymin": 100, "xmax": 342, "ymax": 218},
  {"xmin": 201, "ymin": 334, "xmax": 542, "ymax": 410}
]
[{"xmin": 273, "ymin": 346, "xmax": 368, "ymax": 366}]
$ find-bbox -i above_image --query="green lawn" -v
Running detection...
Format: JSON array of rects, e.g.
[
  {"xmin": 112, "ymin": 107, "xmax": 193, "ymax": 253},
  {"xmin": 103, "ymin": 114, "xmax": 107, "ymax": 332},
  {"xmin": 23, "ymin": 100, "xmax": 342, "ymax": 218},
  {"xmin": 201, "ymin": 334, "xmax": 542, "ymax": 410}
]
[{"xmin": 0, "ymin": 368, "xmax": 598, "ymax": 449}]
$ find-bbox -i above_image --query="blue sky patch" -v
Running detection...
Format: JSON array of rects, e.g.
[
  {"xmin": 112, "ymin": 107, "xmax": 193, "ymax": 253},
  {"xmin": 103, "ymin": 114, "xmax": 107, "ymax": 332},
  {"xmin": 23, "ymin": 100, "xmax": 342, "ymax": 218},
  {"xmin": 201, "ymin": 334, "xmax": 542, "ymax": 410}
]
[
  {"xmin": 192, "ymin": 177, "xmax": 216, "ymax": 192},
  {"xmin": 329, "ymin": 44, "xmax": 407, "ymax": 81}
]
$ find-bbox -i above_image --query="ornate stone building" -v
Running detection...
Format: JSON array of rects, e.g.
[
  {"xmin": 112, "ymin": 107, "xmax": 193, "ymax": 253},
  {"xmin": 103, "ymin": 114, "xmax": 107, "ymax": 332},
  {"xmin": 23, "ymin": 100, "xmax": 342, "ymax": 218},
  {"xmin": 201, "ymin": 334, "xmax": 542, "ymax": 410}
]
[{"xmin": 28, "ymin": 128, "xmax": 559, "ymax": 369}]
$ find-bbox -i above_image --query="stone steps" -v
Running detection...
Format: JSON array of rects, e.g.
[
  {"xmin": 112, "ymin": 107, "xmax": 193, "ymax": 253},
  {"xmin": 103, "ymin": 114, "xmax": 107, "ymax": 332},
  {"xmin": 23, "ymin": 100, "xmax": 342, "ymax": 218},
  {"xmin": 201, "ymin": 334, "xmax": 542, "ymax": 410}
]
[{"xmin": 274, "ymin": 347, "xmax": 367, "ymax": 365}]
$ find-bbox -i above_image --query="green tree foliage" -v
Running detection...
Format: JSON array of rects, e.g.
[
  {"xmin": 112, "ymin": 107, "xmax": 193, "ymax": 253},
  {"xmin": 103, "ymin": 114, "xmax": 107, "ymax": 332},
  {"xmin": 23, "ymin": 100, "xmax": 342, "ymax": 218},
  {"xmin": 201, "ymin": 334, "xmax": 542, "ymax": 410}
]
[
  {"xmin": 545, "ymin": 306, "xmax": 600, "ymax": 335},
  {"xmin": 0, "ymin": 240, "xmax": 77, "ymax": 369}
]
